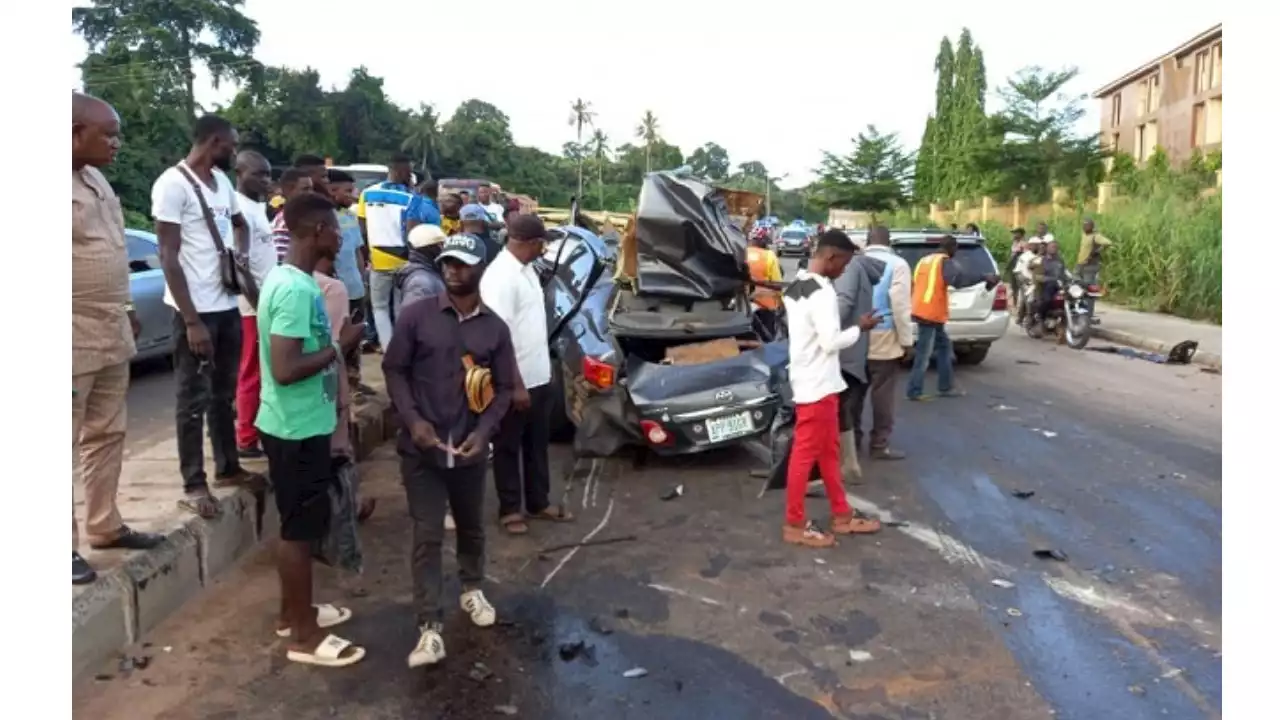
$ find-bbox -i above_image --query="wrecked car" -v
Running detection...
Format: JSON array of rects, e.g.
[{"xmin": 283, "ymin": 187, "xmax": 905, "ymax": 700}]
[{"xmin": 537, "ymin": 172, "xmax": 789, "ymax": 458}]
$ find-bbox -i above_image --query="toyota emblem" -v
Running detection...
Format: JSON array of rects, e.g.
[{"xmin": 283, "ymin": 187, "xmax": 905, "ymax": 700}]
[{"xmin": 714, "ymin": 389, "xmax": 733, "ymax": 402}]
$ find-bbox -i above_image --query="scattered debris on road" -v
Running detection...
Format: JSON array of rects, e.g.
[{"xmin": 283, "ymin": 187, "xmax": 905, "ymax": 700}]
[
  {"xmin": 885, "ymin": 520, "xmax": 910, "ymax": 528},
  {"xmin": 537, "ymin": 534, "xmax": 637, "ymax": 555},
  {"xmin": 494, "ymin": 704, "xmax": 519, "ymax": 716},
  {"xmin": 1161, "ymin": 668, "xmax": 1184, "ymax": 679},
  {"xmin": 558, "ymin": 639, "xmax": 587, "ymax": 662},
  {"xmin": 1016, "ymin": 359, "xmax": 1040, "ymax": 365},
  {"xmin": 588, "ymin": 616, "xmax": 614, "ymax": 636},
  {"xmin": 1128, "ymin": 684, "xmax": 1147, "ymax": 697},
  {"xmin": 1006, "ymin": 608, "xmax": 1023, "ymax": 617},
  {"xmin": 660, "ymin": 484, "xmax": 685, "ymax": 501},
  {"xmin": 990, "ymin": 403, "xmax": 1017, "ymax": 412},
  {"xmin": 991, "ymin": 579, "xmax": 1016, "ymax": 589},
  {"xmin": 1011, "ymin": 490, "xmax": 1036, "ymax": 499},
  {"xmin": 1034, "ymin": 549, "xmax": 1069, "ymax": 562},
  {"xmin": 623, "ymin": 667, "xmax": 649, "ymax": 679},
  {"xmin": 614, "ymin": 607, "xmax": 630, "ymax": 619},
  {"xmin": 469, "ymin": 662, "xmax": 494, "ymax": 683},
  {"xmin": 848, "ymin": 650, "xmax": 873, "ymax": 663}
]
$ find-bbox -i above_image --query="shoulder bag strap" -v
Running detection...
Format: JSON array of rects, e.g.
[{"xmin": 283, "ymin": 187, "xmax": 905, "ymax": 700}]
[{"xmin": 174, "ymin": 164, "xmax": 229, "ymax": 254}]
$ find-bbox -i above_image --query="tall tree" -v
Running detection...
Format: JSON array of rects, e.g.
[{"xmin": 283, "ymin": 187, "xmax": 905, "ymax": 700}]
[
  {"xmin": 440, "ymin": 99, "xmax": 514, "ymax": 179},
  {"xmin": 688, "ymin": 142, "xmax": 731, "ymax": 180},
  {"xmin": 567, "ymin": 98, "xmax": 596, "ymax": 200},
  {"xmin": 914, "ymin": 36, "xmax": 954, "ymax": 203},
  {"xmin": 635, "ymin": 110, "xmax": 661, "ymax": 173},
  {"xmin": 590, "ymin": 129, "xmax": 610, "ymax": 210},
  {"xmin": 222, "ymin": 65, "xmax": 336, "ymax": 164},
  {"xmin": 73, "ymin": 0, "xmax": 261, "ymax": 123},
  {"xmin": 944, "ymin": 29, "xmax": 989, "ymax": 200},
  {"xmin": 402, "ymin": 104, "xmax": 443, "ymax": 179},
  {"xmin": 814, "ymin": 125, "xmax": 915, "ymax": 212},
  {"xmin": 980, "ymin": 66, "xmax": 1106, "ymax": 202},
  {"xmin": 330, "ymin": 67, "xmax": 411, "ymax": 164}
]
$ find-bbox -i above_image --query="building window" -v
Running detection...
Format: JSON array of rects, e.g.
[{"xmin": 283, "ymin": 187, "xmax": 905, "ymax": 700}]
[
  {"xmin": 1194, "ymin": 47, "xmax": 1215, "ymax": 93},
  {"xmin": 1139, "ymin": 73, "xmax": 1161, "ymax": 115},
  {"xmin": 1206, "ymin": 98, "xmax": 1222, "ymax": 145},
  {"xmin": 1110, "ymin": 94, "xmax": 1122, "ymax": 127},
  {"xmin": 1211, "ymin": 43, "xmax": 1222, "ymax": 88},
  {"xmin": 1135, "ymin": 125, "xmax": 1145, "ymax": 161},
  {"xmin": 1135, "ymin": 122, "xmax": 1158, "ymax": 162},
  {"xmin": 1192, "ymin": 103, "xmax": 1206, "ymax": 147},
  {"xmin": 1105, "ymin": 133, "xmax": 1120, "ymax": 172}
]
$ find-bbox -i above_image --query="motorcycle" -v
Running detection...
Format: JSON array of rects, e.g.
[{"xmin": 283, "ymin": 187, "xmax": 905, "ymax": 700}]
[{"xmin": 1024, "ymin": 273, "xmax": 1104, "ymax": 349}]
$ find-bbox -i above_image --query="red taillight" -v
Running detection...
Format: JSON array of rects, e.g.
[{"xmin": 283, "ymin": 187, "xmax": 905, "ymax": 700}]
[
  {"xmin": 1087, "ymin": 284, "xmax": 1103, "ymax": 295},
  {"xmin": 582, "ymin": 356, "xmax": 615, "ymax": 390},
  {"xmin": 639, "ymin": 419, "xmax": 672, "ymax": 445},
  {"xmin": 992, "ymin": 283, "xmax": 1008, "ymax": 311}
]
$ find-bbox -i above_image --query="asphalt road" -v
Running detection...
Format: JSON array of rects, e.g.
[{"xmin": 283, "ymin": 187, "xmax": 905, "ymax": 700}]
[{"xmin": 83, "ymin": 313, "xmax": 1221, "ymax": 720}]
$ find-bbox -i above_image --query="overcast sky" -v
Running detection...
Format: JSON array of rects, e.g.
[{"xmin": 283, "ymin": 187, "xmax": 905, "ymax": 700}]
[{"xmin": 69, "ymin": 0, "xmax": 1218, "ymax": 187}]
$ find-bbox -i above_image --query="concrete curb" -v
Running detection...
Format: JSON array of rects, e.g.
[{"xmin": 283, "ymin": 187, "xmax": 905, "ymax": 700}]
[
  {"xmin": 72, "ymin": 398, "xmax": 398, "ymax": 684},
  {"xmin": 1093, "ymin": 326, "xmax": 1223, "ymax": 371}
]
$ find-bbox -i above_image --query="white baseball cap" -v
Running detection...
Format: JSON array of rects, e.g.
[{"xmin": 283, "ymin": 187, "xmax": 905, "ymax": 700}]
[{"xmin": 408, "ymin": 224, "xmax": 447, "ymax": 249}]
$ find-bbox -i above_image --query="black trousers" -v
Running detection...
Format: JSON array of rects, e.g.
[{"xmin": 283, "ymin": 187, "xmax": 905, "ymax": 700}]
[
  {"xmin": 173, "ymin": 309, "xmax": 243, "ymax": 493},
  {"xmin": 402, "ymin": 453, "xmax": 486, "ymax": 626},
  {"xmin": 493, "ymin": 384, "xmax": 553, "ymax": 517},
  {"xmin": 1037, "ymin": 279, "xmax": 1061, "ymax": 319}
]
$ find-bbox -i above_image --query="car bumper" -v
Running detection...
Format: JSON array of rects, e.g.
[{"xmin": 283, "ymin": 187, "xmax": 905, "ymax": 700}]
[{"xmin": 636, "ymin": 395, "xmax": 782, "ymax": 456}]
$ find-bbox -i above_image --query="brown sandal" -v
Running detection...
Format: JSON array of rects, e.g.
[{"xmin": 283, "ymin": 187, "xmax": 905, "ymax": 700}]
[
  {"xmin": 529, "ymin": 505, "xmax": 575, "ymax": 523},
  {"xmin": 500, "ymin": 514, "xmax": 529, "ymax": 535},
  {"xmin": 832, "ymin": 510, "xmax": 882, "ymax": 535},
  {"xmin": 782, "ymin": 522, "xmax": 835, "ymax": 548}
]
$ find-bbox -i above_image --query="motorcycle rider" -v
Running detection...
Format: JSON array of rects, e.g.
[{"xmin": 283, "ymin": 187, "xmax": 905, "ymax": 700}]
[
  {"xmin": 1015, "ymin": 235, "xmax": 1044, "ymax": 320},
  {"xmin": 1035, "ymin": 240, "xmax": 1068, "ymax": 324}
]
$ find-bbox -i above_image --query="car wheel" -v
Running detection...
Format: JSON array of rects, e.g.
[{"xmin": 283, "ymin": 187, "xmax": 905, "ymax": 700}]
[
  {"xmin": 954, "ymin": 346, "xmax": 990, "ymax": 366},
  {"xmin": 548, "ymin": 361, "xmax": 575, "ymax": 443}
]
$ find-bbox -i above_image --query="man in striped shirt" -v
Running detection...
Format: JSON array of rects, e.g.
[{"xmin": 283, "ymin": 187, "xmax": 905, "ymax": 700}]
[
  {"xmin": 357, "ymin": 154, "xmax": 439, "ymax": 350},
  {"xmin": 271, "ymin": 168, "xmax": 313, "ymax": 262}
]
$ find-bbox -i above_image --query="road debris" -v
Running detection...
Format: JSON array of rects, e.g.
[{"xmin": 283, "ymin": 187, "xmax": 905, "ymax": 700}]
[
  {"xmin": 1011, "ymin": 490, "xmax": 1036, "ymax": 499},
  {"xmin": 494, "ymin": 705, "xmax": 519, "ymax": 716},
  {"xmin": 558, "ymin": 639, "xmax": 587, "ymax": 662},
  {"xmin": 469, "ymin": 662, "xmax": 494, "ymax": 682},
  {"xmin": 1016, "ymin": 359, "xmax": 1040, "ymax": 365},
  {"xmin": 1006, "ymin": 608, "xmax": 1023, "ymax": 617},
  {"xmin": 588, "ymin": 616, "xmax": 614, "ymax": 636},
  {"xmin": 537, "ymin": 534, "xmax": 637, "ymax": 555},
  {"xmin": 990, "ymin": 404, "xmax": 1017, "ymax": 412},
  {"xmin": 1033, "ymin": 549, "xmax": 1069, "ymax": 562},
  {"xmin": 848, "ymin": 650, "xmax": 873, "ymax": 663},
  {"xmin": 1161, "ymin": 668, "xmax": 1184, "ymax": 679},
  {"xmin": 660, "ymin": 484, "xmax": 685, "ymax": 501},
  {"xmin": 1041, "ymin": 430, "xmax": 1058, "ymax": 438},
  {"xmin": 623, "ymin": 667, "xmax": 649, "ymax": 679},
  {"xmin": 1128, "ymin": 684, "xmax": 1147, "ymax": 696},
  {"xmin": 614, "ymin": 607, "xmax": 630, "ymax": 619},
  {"xmin": 991, "ymin": 579, "xmax": 1016, "ymax": 589},
  {"xmin": 884, "ymin": 520, "xmax": 910, "ymax": 528}
]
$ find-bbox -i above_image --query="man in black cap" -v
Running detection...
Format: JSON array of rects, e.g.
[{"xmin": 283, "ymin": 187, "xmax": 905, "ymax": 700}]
[
  {"xmin": 383, "ymin": 233, "xmax": 518, "ymax": 669},
  {"xmin": 480, "ymin": 215, "xmax": 575, "ymax": 535}
]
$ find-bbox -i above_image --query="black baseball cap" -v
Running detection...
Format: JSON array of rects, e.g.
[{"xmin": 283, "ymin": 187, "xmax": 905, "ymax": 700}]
[{"xmin": 436, "ymin": 233, "xmax": 486, "ymax": 266}]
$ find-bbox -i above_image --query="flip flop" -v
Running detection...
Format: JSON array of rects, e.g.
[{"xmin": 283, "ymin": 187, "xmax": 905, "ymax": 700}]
[
  {"xmin": 177, "ymin": 494, "xmax": 221, "ymax": 519},
  {"xmin": 529, "ymin": 506, "xmax": 575, "ymax": 523},
  {"xmin": 500, "ymin": 514, "xmax": 529, "ymax": 535},
  {"xmin": 276, "ymin": 604, "xmax": 353, "ymax": 638},
  {"xmin": 285, "ymin": 634, "xmax": 366, "ymax": 668}
]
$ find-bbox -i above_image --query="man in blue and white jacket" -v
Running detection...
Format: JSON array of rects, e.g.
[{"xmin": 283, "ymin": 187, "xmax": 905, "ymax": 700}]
[{"xmin": 859, "ymin": 226, "xmax": 913, "ymax": 460}]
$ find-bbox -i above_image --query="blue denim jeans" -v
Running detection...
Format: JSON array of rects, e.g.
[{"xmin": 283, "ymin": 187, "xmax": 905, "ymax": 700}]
[{"xmin": 906, "ymin": 322, "xmax": 954, "ymax": 399}]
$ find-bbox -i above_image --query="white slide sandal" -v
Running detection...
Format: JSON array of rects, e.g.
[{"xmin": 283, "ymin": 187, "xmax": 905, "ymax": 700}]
[
  {"xmin": 286, "ymin": 634, "xmax": 366, "ymax": 668},
  {"xmin": 276, "ymin": 603, "xmax": 353, "ymax": 637}
]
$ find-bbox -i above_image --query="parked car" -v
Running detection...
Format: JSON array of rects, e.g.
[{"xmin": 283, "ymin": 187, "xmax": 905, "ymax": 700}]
[
  {"xmin": 538, "ymin": 175, "xmax": 787, "ymax": 458},
  {"xmin": 125, "ymin": 229, "xmax": 177, "ymax": 363},
  {"xmin": 774, "ymin": 226, "xmax": 811, "ymax": 256},
  {"xmin": 888, "ymin": 230, "xmax": 1009, "ymax": 366}
]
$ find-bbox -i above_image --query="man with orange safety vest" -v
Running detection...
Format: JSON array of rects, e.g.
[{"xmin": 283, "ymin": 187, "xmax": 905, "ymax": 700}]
[
  {"xmin": 905, "ymin": 235, "xmax": 999, "ymax": 401},
  {"xmin": 747, "ymin": 228, "xmax": 784, "ymax": 338}
]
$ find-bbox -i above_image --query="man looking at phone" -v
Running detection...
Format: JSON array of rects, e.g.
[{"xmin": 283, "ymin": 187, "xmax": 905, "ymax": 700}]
[
  {"xmin": 832, "ymin": 236, "xmax": 887, "ymax": 480},
  {"xmin": 859, "ymin": 226, "xmax": 913, "ymax": 459},
  {"xmin": 382, "ymin": 233, "xmax": 517, "ymax": 668}
]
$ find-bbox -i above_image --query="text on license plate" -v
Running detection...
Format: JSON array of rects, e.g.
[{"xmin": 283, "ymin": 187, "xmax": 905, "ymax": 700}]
[{"xmin": 705, "ymin": 411, "xmax": 755, "ymax": 443}]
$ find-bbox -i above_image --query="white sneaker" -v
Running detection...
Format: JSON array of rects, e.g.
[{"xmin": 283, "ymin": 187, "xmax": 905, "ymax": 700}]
[
  {"xmin": 460, "ymin": 589, "xmax": 496, "ymax": 627},
  {"xmin": 407, "ymin": 623, "xmax": 446, "ymax": 668},
  {"xmin": 444, "ymin": 513, "xmax": 456, "ymax": 531}
]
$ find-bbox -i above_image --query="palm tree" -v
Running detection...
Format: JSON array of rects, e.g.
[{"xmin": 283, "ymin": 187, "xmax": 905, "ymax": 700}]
[
  {"xmin": 401, "ymin": 103, "xmax": 441, "ymax": 180},
  {"xmin": 590, "ymin": 129, "xmax": 610, "ymax": 210},
  {"xmin": 568, "ymin": 98, "xmax": 596, "ymax": 200},
  {"xmin": 635, "ymin": 110, "xmax": 661, "ymax": 174}
]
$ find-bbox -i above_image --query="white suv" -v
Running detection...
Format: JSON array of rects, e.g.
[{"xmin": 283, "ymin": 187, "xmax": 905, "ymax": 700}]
[{"xmin": 889, "ymin": 232, "xmax": 1010, "ymax": 366}]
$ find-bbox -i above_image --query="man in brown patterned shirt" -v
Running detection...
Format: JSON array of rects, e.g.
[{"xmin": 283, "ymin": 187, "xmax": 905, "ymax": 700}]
[{"xmin": 72, "ymin": 93, "xmax": 164, "ymax": 585}]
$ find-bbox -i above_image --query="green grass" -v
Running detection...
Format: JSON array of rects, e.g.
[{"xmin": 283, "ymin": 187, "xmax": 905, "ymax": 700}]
[{"xmin": 879, "ymin": 191, "xmax": 1222, "ymax": 323}]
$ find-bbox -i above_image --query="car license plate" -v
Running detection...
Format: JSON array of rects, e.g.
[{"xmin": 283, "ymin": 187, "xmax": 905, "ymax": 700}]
[{"xmin": 706, "ymin": 411, "xmax": 754, "ymax": 443}]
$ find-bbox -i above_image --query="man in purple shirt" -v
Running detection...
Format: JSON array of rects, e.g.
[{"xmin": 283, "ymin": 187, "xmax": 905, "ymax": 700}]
[{"xmin": 382, "ymin": 233, "xmax": 518, "ymax": 669}]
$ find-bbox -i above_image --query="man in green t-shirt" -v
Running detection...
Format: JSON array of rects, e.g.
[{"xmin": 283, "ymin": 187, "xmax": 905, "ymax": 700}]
[{"xmin": 256, "ymin": 192, "xmax": 367, "ymax": 668}]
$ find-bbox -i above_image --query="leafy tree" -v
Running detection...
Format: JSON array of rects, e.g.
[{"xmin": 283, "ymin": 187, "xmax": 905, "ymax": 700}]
[
  {"xmin": 688, "ymin": 142, "xmax": 731, "ymax": 180},
  {"xmin": 439, "ymin": 99, "xmax": 513, "ymax": 179},
  {"xmin": 221, "ymin": 65, "xmax": 336, "ymax": 165},
  {"xmin": 635, "ymin": 110, "xmax": 661, "ymax": 174},
  {"xmin": 330, "ymin": 67, "xmax": 410, "ymax": 165},
  {"xmin": 73, "ymin": 0, "xmax": 261, "ymax": 123},
  {"xmin": 815, "ymin": 125, "xmax": 915, "ymax": 212},
  {"xmin": 402, "ymin": 104, "xmax": 443, "ymax": 179},
  {"xmin": 736, "ymin": 160, "xmax": 768, "ymax": 179},
  {"xmin": 915, "ymin": 36, "xmax": 954, "ymax": 203}
]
